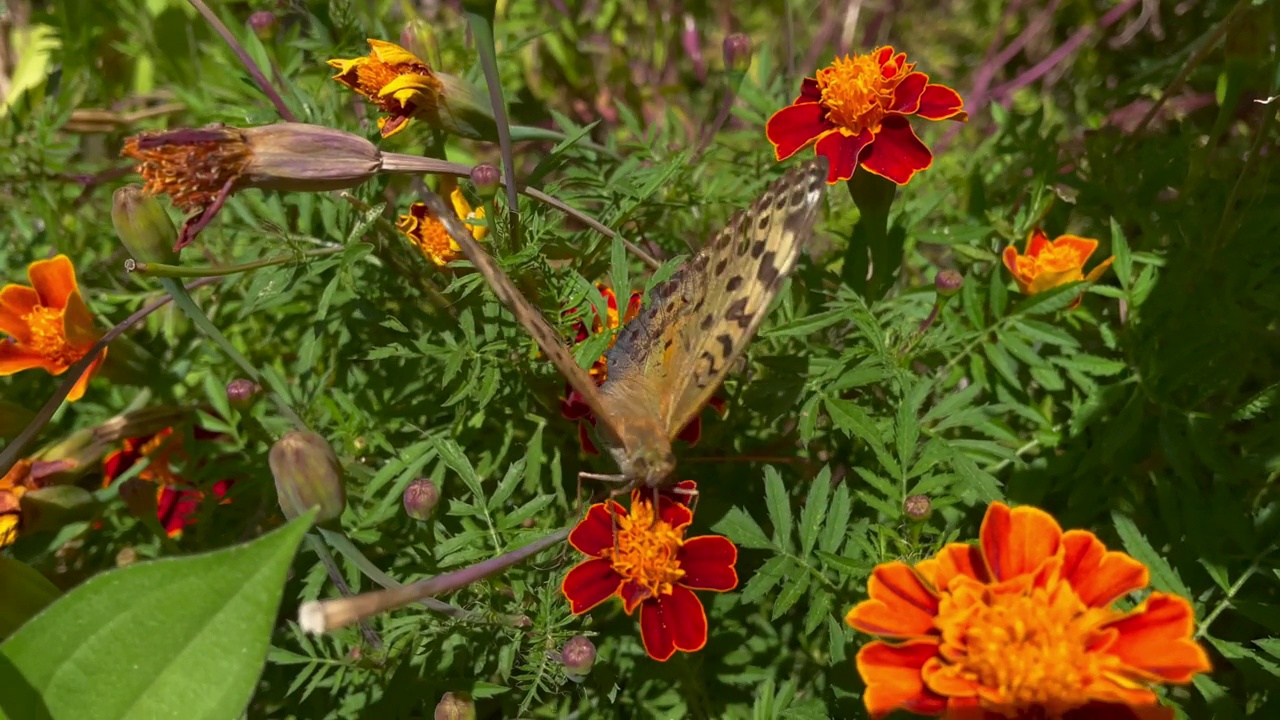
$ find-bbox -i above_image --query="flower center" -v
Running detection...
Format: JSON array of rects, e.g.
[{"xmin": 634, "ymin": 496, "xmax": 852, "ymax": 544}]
[
  {"xmin": 1031, "ymin": 245, "xmax": 1087, "ymax": 274},
  {"xmin": 934, "ymin": 582, "xmax": 1122, "ymax": 717},
  {"xmin": 816, "ymin": 51, "xmax": 909, "ymax": 134},
  {"xmin": 601, "ymin": 500, "xmax": 686, "ymax": 599},
  {"xmin": 123, "ymin": 129, "xmax": 252, "ymax": 212},
  {"xmin": 21, "ymin": 306, "xmax": 84, "ymax": 370},
  {"xmin": 134, "ymin": 429, "xmax": 185, "ymax": 486}
]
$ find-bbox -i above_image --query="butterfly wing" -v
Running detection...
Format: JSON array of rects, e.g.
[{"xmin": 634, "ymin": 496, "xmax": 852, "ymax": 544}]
[
  {"xmin": 418, "ymin": 190, "xmax": 629, "ymax": 448},
  {"xmin": 604, "ymin": 159, "xmax": 827, "ymax": 440}
]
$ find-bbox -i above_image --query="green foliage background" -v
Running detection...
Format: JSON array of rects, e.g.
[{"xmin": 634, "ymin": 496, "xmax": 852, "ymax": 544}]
[{"xmin": 1, "ymin": 0, "xmax": 1278, "ymax": 717}]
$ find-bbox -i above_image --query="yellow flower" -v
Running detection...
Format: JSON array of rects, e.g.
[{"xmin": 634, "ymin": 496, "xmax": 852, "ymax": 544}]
[
  {"xmin": 396, "ymin": 188, "xmax": 488, "ymax": 267},
  {"xmin": 1002, "ymin": 229, "xmax": 1114, "ymax": 308},
  {"xmin": 0, "ymin": 255, "xmax": 106, "ymax": 402},
  {"xmin": 328, "ymin": 39, "xmax": 446, "ymax": 138},
  {"xmin": 0, "ymin": 460, "xmax": 32, "ymax": 547}
]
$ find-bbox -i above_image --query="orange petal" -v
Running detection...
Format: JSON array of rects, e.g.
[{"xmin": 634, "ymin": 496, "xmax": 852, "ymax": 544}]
[
  {"xmin": 64, "ymin": 348, "xmax": 106, "ymax": 402},
  {"xmin": 0, "ymin": 340, "xmax": 47, "ymax": 375},
  {"xmin": 1025, "ymin": 229, "xmax": 1052, "ymax": 256},
  {"xmin": 845, "ymin": 562, "xmax": 938, "ymax": 638},
  {"xmin": 1064, "ymin": 702, "xmax": 1175, "ymax": 720},
  {"xmin": 1026, "ymin": 267, "xmax": 1084, "ymax": 295},
  {"xmin": 1104, "ymin": 592, "xmax": 1212, "ymax": 683},
  {"xmin": 979, "ymin": 502, "xmax": 1063, "ymax": 582},
  {"xmin": 918, "ymin": 542, "xmax": 988, "ymax": 591},
  {"xmin": 0, "ymin": 284, "xmax": 39, "ymax": 342},
  {"xmin": 1060, "ymin": 530, "xmax": 1149, "ymax": 607},
  {"xmin": 1051, "ymin": 234, "xmax": 1100, "ymax": 262},
  {"xmin": 854, "ymin": 639, "xmax": 948, "ymax": 719},
  {"xmin": 1085, "ymin": 256, "xmax": 1116, "ymax": 283},
  {"xmin": 561, "ymin": 558, "xmax": 623, "ymax": 615},
  {"xmin": 27, "ymin": 255, "xmax": 79, "ymax": 311},
  {"xmin": 61, "ymin": 290, "xmax": 101, "ymax": 349},
  {"xmin": 765, "ymin": 102, "xmax": 829, "ymax": 161},
  {"xmin": 916, "ymin": 83, "xmax": 966, "ymax": 121}
]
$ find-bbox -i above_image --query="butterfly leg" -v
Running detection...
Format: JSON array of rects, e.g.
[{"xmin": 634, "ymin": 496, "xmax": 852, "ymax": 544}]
[{"xmin": 671, "ymin": 483, "xmax": 701, "ymax": 515}]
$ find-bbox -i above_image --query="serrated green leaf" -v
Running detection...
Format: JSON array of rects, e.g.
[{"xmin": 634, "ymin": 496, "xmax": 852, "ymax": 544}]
[
  {"xmin": 738, "ymin": 556, "xmax": 789, "ymax": 604},
  {"xmin": 798, "ymin": 466, "xmax": 832, "ymax": 557},
  {"xmin": 1112, "ymin": 512, "xmax": 1191, "ymax": 598},
  {"xmin": 763, "ymin": 466, "xmax": 794, "ymax": 552},
  {"xmin": 712, "ymin": 508, "xmax": 774, "ymax": 550},
  {"xmin": 819, "ymin": 483, "xmax": 853, "ymax": 555},
  {"xmin": 770, "ymin": 568, "xmax": 810, "ymax": 620}
]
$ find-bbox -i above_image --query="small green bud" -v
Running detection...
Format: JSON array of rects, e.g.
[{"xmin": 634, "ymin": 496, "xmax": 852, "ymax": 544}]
[
  {"xmin": 402, "ymin": 479, "xmax": 439, "ymax": 521},
  {"xmin": 112, "ymin": 185, "xmax": 180, "ymax": 264},
  {"xmin": 268, "ymin": 430, "xmax": 347, "ymax": 525},
  {"xmin": 934, "ymin": 270, "xmax": 964, "ymax": 298},
  {"xmin": 904, "ymin": 494, "xmax": 932, "ymax": 522},
  {"xmin": 433, "ymin": 691, "xmax": 476, "ymax": 720},
  {"xmin": 225, "ymin": 378, "xmax": 261, "ymax": 409},
  {"xmin": 561, "ymin": 635, "xmax": 597, "ymax": 677},
  {"xmin": 723, "ymin": 33, "xmax": 752, "ymax": 74}
]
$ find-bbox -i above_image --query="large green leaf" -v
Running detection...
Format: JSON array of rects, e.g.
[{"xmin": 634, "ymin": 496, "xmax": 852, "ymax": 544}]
[{"xmin": 0, "ymin": 512, "xmax": 313, "ymax": 720}]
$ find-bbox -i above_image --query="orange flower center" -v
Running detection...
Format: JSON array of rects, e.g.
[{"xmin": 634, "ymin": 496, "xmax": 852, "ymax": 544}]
[
  {"xmin": 133, "ymin": 429, "xmax": 185, "ymax": 486},
  {"xmin": 600, "ymin": 500, "xmax": 686, "ymax": 600},
  {"xmin": 122, "ymin": 128, "xmax": 252, "ymax": 213},
  {"xmin": 1025, "ymin": 245, "xmax": 1088, "ymax": 276},
  {"xmin": 932, "ymin": 580, "xmax": 1122, "ymax": 717},
  {"xmin": 816, "ymin": 51, "xmax": 910, "ymax": 135},
  {"xmin": 21, "ymin": 305, "xmax": 84, "ymax": 370},
  {"xmin": 397, "ymin": 213, "xmax": 460, "ymax": 267}
]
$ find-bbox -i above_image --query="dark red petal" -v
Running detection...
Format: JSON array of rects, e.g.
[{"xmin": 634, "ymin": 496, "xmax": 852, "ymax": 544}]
[
  {"xmin": 798, "ymin": 77, "xmax": 820, "ymax": 102},
  {"xmin": 561, "ymin": 558, "xmax": 623, "ymax": 614},
  {"xmin": 858, "ymin": 117, "xmax": 932, "ymax": 185},
  {"xmin": 640, "ymin": 587, "xmax": 708, "ymax": 661},
  {"xmin": 890, "ymin": 72, "xmax": 928, "ymax": 114},
  {"xmin": 620, "ymin": 580, "xmax": 649, "ymax": 615},
  {"xmin": 679, "ymin": 536, "xmax": 738, "ymax": 591},
  {"xmin": 916, "ymin": 83, "xmax": 965, "ymax": 120},
  {"xmin": 815, "ymin": 129, "xmax": 874, "ymax": 183},
  {"xmin": 1063, "ymin": 703, "xmax": 1172, "ymax": 720},
  {"xmin": 675, "ymin": 416, "xmax": 702, "ymax": 446},
  {"xmin": 577, "ymin": 421, "xmax": 600, "ymax": 456},
  {"xmin": 707, "ymin": 395, "xmax": 728, "ymax": 417},
  {"xmin": 662, "ymin": 480, "xmax": 698, "ymax": 507},
  {"xmin": 568, "ymin": 502, "xmax": 617, "ymax": 556},
  {"xmin": 766, "ymin": 102, "xmax": 829, "ymax": 161},
  {"xmin": 657, "ymin": 496, "xmax": 693, "ymax": 529}
]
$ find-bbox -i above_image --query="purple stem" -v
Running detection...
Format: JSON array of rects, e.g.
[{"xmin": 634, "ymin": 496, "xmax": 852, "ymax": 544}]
[{"xmin": 187, "ymin": 0, "xmax": 297, "ymax": 122}]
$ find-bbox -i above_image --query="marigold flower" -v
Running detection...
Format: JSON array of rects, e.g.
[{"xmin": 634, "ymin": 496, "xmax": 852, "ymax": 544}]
[
  {"xmin": 0, "ymin": 460, "xmax": 33, "ymax": 547},
  {"xmin": 396, "ymin": 189, "xmax": 488, "ymax": 267},
  {"xmin": 102, "ymin": 427, "xmax": 232, "ymax": 537},
  {"xmin": 0, "ymin": 255, "xmax": 106, "ymax": 402},
  {"xmin": 328, "ymin": 39, "xmax": 446, "ymax": 138},
  {"xmin": 1002, "ymin": 229, "xmax": 1115, "ymax": 307},
  {"xmin": 766, "ymin": 46, "xmax": 966, "ymax": 185},
  {"xmin": 845, "ymin": 502, "xmax": 1212, "ymax": 720},
  {"xmin": 562, "ymin": 480, "xmax": 738, "ymax": 661}
]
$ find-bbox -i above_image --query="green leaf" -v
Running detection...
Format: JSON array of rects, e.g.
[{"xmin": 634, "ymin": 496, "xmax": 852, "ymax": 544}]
[
  {"xmin": 0, "ymin": 513, "xmax": 313, "ymax": 720},
  {"xmin": 798, "ymin": 466, "xmax": 832, "ymax": 557},
  {"xmin": 763, "ymin": 466, "xmax": 794, "ymax": 552},
  {"xmin": 738, "ymin": 556, "xmax": 789, "ymax": 604},
  {"xmin": 1110, "ymin": 218, "xmax": 1131, "ymax": 291},
  {"xmin": 770, "ymin": 567, "xmax": 810, "ymax": 620},
  {"xmin": 713, "ymin": 507, "xmax": 774, "ymax": 550},
  {"xmin": 819, "ymin": 482, "xmax": 853, "ymax": 555},
  {"xmin": 0, "ymin": 557, "xmax": 60, "ymax": 640},
  {"xmin": 1111, "ymin": 511, "xmax": 1191, "ymax": 599}
]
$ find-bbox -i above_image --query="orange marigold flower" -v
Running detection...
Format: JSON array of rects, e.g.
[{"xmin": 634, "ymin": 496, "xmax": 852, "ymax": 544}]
[
  {"xmin": 562, "ymin": 481, "xmax": 737, "ymax": 661},
  {"xmin": 396, "ymin": 188, "xmax": 488, "ymax": 267},
  {"xmin": 329, "ymin": 39, "xmax": 446, "ymax": 138},
  {"xmin": 766, "ymin": 46, "xmax": 966, "ymax": 185},
  {"xmin": 1002, "ymin": 229, "xmax": 1115, "ymax": 307},
  {"xmin": 0, "ymin": 459, "xmax": 33, "ymax": 547},
  {"xmin": 0, "ymin": 255, "xmax": 106, "ymax": 402},
  {"xmin": 102, "ymin": 427, "xmax": 233, "ymax": 537},
  {"xmin": 846, "ymin": 502, "xmax": 1212, "ymax": 720}
]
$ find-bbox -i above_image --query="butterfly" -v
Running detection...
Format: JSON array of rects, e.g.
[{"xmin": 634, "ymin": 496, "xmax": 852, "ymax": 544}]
[{"xmin": 421, "ymin": 157, "xmax": 827, "ymax": 494}]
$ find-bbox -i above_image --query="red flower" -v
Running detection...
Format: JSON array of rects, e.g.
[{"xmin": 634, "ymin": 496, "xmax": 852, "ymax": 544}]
[
  {"xmin": 766, "ymin": 46, "xmax": 966, "ymax": 185},
  {"xmin": 561, "ymin": 480, "xmax": 738, "ymax": 661},
  {"xmin": 102, "ymin": 426, "xmax": 233, "ymax": 537},
  {"xmin": 846, "ymin": 502, "xmax": 1212, "ymax": 719}
]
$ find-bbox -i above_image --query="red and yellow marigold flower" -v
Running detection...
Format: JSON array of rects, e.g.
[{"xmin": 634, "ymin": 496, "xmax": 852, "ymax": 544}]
[
  {"xmin": 846, "ymin": 502, "xmax": 1212, "ymax": 720},
  {"xmin": 1002, "ymin": 229, "xmax": 1114, "ymax": 307},
  {"xmin": 396, "ymin": 188, "xmax": 488, "ymax": 267},
  {"xmin": 0, "ymin": 255, "xmax": 106, "ymax": 402},
  {"xmin": 329, "ymin": 39, "xmax": 446, "ymax": 138},
  {"xmin": 766, "ymin": 46, "xmax": 966, "ymax": 185},
  {"xmin": 102, "ymin": 427, "xmax": 232, "ymax": 538},
  {"xmin": 562, "ymin": 481, "xmax": 737, "ymax": 661},
  {"xmin": 0, "ymin": 460, "xmax": 34, "ymax": 547}
]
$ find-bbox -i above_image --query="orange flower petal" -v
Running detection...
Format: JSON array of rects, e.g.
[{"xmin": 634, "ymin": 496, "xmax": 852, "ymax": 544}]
[
  {"xmin": 64, "ymin": 349, "xmax": 106, "ymax": 402},
  {"xmin": 561, "ymin": 557, "xmax": 623, "ymax": 614},
  {"xmin": 1025, "ymin": 229, "xmax": 1052, "ymax": 256},
  {"xmin": 1001, "ymin": 245, "xmax": 1022, "ymax": 280},
  {"xmin": 916, "ymin": 83, "xmax": 967, "ymax": 121},
  {"xmin": 917, "ymin": 542, "xmax": 988, "ymax": 591},
  {"xmin": 979, "ymin": 502, "xmax": 1063, "ymax": 582},
  {"xmin": 1052, "ymin": 234, "xmax": 1100, "ymax": 260},
  {"xmin": 1061, "ymin": 530, "xmax": 1150, "ymax": 607},
  {"xmin": 678, "ymin": 536, "xmax": 738, "ymax": 591},
  {"xmin": 1026, "ymin": 266, "xmax": 1085, "ymax": 295},
  {"xmin": 765, "ymin": 102, "xmax": 829, "ymax": 161},
  {"xmin": 0, "ymin": 340, "xmax": 47, "ymax": 375},
  {"xmin": 0, "ymin": 284, "xmax": 40, "ymax": 342},
  {"xmin": 1084, "ymin": 256, "xmax": 1116, "ymax": 284},
  {"xmin": 639, "ymin": 585, "xmax": 707, "ymax": 661},
  {"xmin": 1062, "ymin": 702, "xmax": 1175, "ymax": 720},
  {"xmin": 26, "ymin": 255, "xmax": 79, "ymax": 311},
  {"xmin": 846, "ymin": 562, "xmax": 939, "ymax": 637},
  {"xmin": 1104, "ymin": 593, "xmax": 1212, "ymax": 683},
  {"xmin": 859, "ymin": 116, "xmax": 932, "ymax": 185},
  {"xmin": 854, "ymin": 639, "xmax": 948, "ymax": 719},
  {"xmin": 568, "ymin": 502, "xmax": 618, "ymax": 557},
  {"xmin": 815, "ymin": 128, "xmax": 873, "ymax": 183},
  {"xmin": 61, "ymin": 290, "xmax": 101, "ymax": 349}
]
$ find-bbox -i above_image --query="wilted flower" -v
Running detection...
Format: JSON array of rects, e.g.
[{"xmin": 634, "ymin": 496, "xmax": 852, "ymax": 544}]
[
  {"xmin": 102, "ymin": 426, "xmax": 233, "ymax": 538},
  {"xmin": 247, "ymin": 10, "xmax": 276, "ymax": 40},
  {"xmin": 846, "ymin": 502, "xmax": 1211, "ymax": 719},
  {"xmin": 0, "ymin": 255, "xmax": 107, "ymax": 402},
  {"xmin": 562, "ymin": 481, "xmax": 738, "ymax": 661},
  {"xmin": 1002, "ymin": 229, "xmax": 1114, "ymax": 307},
  {"xmin": 396, "ymin": 188, "xmax": 487, "ymax": 267},
  {"xmin": 433, "ymin": 692, "xmax": 475, "ymax": 720},
  {"xmin": 0, "ymin": 460, "xmax": 35, "ymax": 547},
  {"xmin": 766, "ymin": 46, "xmax": 966, "ymax": 184},
  {"xmin": 402, "ymin": 478, "xmax": 439, "ymax": 521},
  {"xmin": 723, "ymin": 33, "xmax": 752, "ymax": 74},
  {"xmin": 269, "ymin": 430, "xmax": 346, "ymax": 525}
]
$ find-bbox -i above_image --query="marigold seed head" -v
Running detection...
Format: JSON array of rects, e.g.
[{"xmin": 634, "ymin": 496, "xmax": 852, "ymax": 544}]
[
  {"xmin": 268, "ymin": 430, "xmax": 347, "ymax": 526},
  {"xmin": 241, "ymin": 124, "xmax": 382, "ymax": 193},
  {"xmin": 723, "ymin": 33, "xmax": 752, "ymax": 73},
  {"xmin": 225, "ymin": 379, "xmax": 261, "ymax": 409},
  {"xmin": 112, "ymin": 185, "xmax": 180, "ymax": 264},
  {"xmin": 433, "ymin": 691, "xmax": 476, "ymax": 720},
  {"xmin": 402, "ymin": 478, "xmax": 439, "ymax": 521},
  {"xmin": 935, "ymin": 269, "xmax": 964, "ymax": 298},
  {"xmin": 469, "ymin": 163, "xmax": 500, "ymax": 201},
  {"xmin": 560, "ymin": 635, "xmax": 597, "ymax": 676},
  {"xmin": 904, "ymin": 494, "xmax": 932, "ymax": 521}
]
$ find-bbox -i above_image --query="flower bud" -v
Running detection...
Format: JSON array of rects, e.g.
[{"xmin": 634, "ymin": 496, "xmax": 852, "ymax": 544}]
[
  {"xmin": 112, "ymin": 185, "xmax": 180, "ymax": 264},
  {"xmin": 469, "ymin": 163, "xmax": 500, "ymax": 203},
  {"xmin": 723, "ymin": 33, "xmax": 752, "ymax": 74},
  {"xmin": 904, "ymin": 494, "xmax": 932, "ymax": 522},
  {"xmin": 399, "ymin": 19, "xmax": 439, "ymax": 66},
  {"xmin": 241, "ymin": 124, "xmax": 382, "ymax": 193},
  {"xmin": 934, "ymin": 269, "xmax": 964, "ymax": 298},
  {"xmin": 431, "ymin": 72, "xmax": 499, "ymax": 141},
  {"xmin": 402, "ymin": 479, "xmax": 439, "ymax": 521},
  {"xmin": 19, "ymin": 486, "xmax": 98, "ymax": 534},
  {"xmin": 560, "ymin": 635, "xmax": 596, "ymax": 677},
  {"xmin": 225, "ymin": 379, "xmax": 261, "ymax": 409},
  {"xmin": 269, "ymin": 430, "xmax": 347, "ymax": 525},
  {"xmin": 248, "ymin": 11, "xmax": 277, "ymax": 40},
  {"xmin": 433, "ymin": 691, "xmax": 475, "ymax": 720}
]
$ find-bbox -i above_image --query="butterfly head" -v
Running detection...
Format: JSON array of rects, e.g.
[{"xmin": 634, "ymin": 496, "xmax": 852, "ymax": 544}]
[{"xmin": 601, "ymin": 421, "xmax": 676, "ymax": 490}]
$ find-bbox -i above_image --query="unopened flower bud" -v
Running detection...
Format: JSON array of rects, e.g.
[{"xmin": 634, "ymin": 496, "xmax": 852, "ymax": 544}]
[
  {"xmin": 399, "ymin": 19, "xmax": 438, "ymax": 65},
  {"xmin": 225, "ymin": 379, "xmax": 261, "ymax": 409},
  {"xmin": 248, "ymin": 11, "xmax": 277, "ymax": 40},
  {"xmin": 469, "ymin": 163, "xmax": 500, "ymax": 202},
  {"xmin": 112, "ymin": 185, "xmax": 180, "ymax": 264},
  {"xmin": 560, "ymin": 635, "xmax": 596, "ymax": 677},
  {"xmin": 269, "ymin": 430, "xmax": 347, "ymax": 525},
  {"xmin": 904, "ymin": 494, "xmax": 932, "ymax": 522},
  {"xmin": 934, "ymin": 270, "xmax": 964, "ymax": 298},
  {"xmin": 402, "ymin": 479, "xmax": 439, "ymax": 521},
  {"xmin": 433, "ymin": 691, "xmax": 475, "ymax": 720},
  {"xmin": 118, "ymin": 478, "xmax": 158, "ymax": 522},
  {"xmin": 723, "ymin": 33, "xmax": 752, "ymax": 74}
]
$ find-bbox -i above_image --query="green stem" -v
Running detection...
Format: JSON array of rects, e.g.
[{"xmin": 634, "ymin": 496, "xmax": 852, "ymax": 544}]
[
  {"xmin": 464, "ymin": 5, "xmax": 522, "ymax": 246},
  {"xmin": 128, "ymin": 247, "xmax": 343, "ymax": 278}
]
